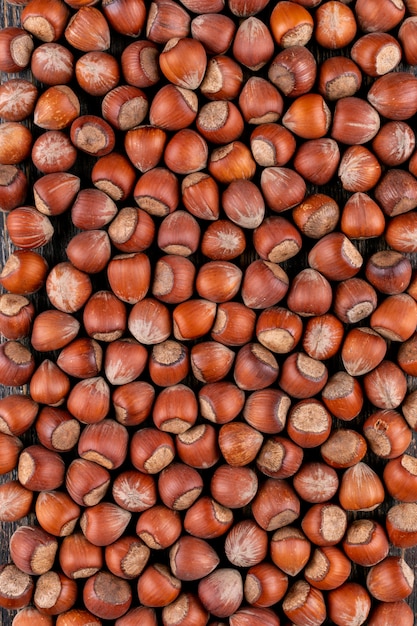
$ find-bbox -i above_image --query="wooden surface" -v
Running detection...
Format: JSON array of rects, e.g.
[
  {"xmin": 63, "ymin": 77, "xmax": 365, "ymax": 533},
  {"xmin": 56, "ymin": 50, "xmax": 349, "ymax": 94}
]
[{"xmin": 1, "ymin": 1, "xmax": 417, "ymax": 624}]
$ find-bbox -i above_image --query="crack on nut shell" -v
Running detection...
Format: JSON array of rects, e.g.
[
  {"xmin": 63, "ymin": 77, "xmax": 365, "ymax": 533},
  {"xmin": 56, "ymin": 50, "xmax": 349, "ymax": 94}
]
[
  {"xmin": 34, "ymin": 571, "xmax": 60, "ymax": 608},
  {"xmin": 376, "ymin": 43, "xmax": 402, "ymax": 75}
]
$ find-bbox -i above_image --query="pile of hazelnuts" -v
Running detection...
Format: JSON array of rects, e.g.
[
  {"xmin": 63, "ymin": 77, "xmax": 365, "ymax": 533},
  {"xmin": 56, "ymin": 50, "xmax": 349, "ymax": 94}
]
[{"xmin": 1, "ymin": 0, "xmax": 417, "ymax": 624}]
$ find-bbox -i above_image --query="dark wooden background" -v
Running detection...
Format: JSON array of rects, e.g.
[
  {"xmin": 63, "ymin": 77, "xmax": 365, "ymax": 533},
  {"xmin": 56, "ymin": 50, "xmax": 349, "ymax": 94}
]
[{"xmin": 1, "ymin": 0, "xmax": 417, "ymax": 624}]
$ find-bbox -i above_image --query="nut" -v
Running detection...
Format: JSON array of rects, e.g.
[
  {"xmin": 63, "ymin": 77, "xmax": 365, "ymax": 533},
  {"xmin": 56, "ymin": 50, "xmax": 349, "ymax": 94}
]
[{"xmin": 64, "ymin": 6, "xmax": 111, "ymax": 51}]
